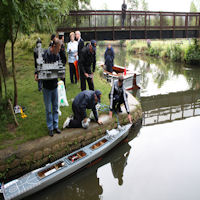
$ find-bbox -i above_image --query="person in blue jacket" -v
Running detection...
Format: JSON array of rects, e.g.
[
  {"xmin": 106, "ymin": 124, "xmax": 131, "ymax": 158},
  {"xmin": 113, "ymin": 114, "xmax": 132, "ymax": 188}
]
[
  {"xmin": 104, "ymin": 44, "xmax": 115, "ymax": 73},
  {"xmin": 63, "ymin": 90, "xmax": 103, "ymax": 128}
]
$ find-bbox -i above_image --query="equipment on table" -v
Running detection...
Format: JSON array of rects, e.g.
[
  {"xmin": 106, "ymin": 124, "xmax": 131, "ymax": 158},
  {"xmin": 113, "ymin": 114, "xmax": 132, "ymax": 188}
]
[{"xmin": 36, "ymin": 45, "xmax": 65, "ymax": 80}]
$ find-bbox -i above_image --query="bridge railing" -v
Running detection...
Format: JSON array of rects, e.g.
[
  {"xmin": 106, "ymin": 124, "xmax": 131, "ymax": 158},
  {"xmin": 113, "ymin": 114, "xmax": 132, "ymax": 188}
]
[{"xmin": 58, "ymin": 10, "xmax": 200, "ymax": 33}]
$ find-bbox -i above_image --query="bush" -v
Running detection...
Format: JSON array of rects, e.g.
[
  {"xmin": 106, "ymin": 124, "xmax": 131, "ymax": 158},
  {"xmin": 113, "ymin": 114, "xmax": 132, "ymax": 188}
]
[
  {"xmin": 171, "ymin": 44, "xmax": 182, "ymax": 62},
  {"xmin": 15, "ymin": 33, "xmax": 50, "ymax": 52},
  {"xmin": 184, "ymin": 40, "xmax": 200, "ymax": 65},
  {"xmin": 146, "ymin": 47, "xmax": 161, "ymax": 57}
]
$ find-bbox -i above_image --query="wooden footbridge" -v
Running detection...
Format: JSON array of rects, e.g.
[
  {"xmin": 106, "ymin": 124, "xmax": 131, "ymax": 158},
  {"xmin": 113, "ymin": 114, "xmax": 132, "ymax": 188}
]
[{"xmin": 57, "ymin": 10, "xmax": 200, "ymax": 41}]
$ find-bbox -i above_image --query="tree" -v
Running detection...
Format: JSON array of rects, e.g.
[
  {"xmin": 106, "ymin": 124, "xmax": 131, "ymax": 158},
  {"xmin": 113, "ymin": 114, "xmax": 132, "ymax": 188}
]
[
  {"xmin": 0, "ymin": 0, "xmax": 90, "ymax": 106},
  {"xmin": 190, "ymin": 1, "xmax": 197, "ymax": 12},
  {"xmin": 141, "ymin": 0, "xmax": 148, "ymax": 11},
  {"xmin": 128, "ymin": 0, "xmax": 139, "ymax": 10}
]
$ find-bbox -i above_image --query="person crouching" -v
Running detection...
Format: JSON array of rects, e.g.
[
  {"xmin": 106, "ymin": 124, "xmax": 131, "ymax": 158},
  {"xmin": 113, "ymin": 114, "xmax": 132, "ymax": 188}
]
[
  {"xmin": 63, "ymin": 90, "xmax": 103, "ymax": 129},
  {"xmin": 109, "ymin": 75, "xmax": 132, "ymax": 123}
]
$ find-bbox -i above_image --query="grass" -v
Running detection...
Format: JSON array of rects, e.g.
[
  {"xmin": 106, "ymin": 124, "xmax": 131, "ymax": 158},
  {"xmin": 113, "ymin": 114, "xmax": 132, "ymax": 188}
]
[
  {"xmin": 126, "ymin": 39, "xmax": 189, "ymax": 60},
  {"xmin": 0, "ymin": 33, "xmax": 111, "ymax": 149}
]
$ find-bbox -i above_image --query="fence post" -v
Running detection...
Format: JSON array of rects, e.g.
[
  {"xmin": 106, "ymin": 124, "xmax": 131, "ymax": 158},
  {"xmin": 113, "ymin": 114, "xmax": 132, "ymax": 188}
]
[
  {"xmin": 160, "ymin": 12, "xmax": 162, "ymax": 39},
  {"xmin": 145, "ymin": 12, "xmax": 147, "ymax": 39},
  {"xmin": 95, "ymin": 10, "xmax": 97, "ymax": 40},
  {"xmin": 185, "ymin": 13, "xmax": 188, "ymax": 38},
  {"xmin": 113, "ymin": 12, "xmax": 115, "ymax": 40},
  {"xmin": 129, "ymin": 12, "xmax": 132, "ymax": 39},
  {"xmin": 199, "ymin": 13, "xmax": 200, "ymax": 38},
  {"xmin": 173, "ymin": 13, "xmax": 176, "ymax": 38}
]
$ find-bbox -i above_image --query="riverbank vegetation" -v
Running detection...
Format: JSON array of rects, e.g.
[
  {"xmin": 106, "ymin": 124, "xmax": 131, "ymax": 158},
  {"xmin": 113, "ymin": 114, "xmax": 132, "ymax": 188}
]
[
  {"xmin": 126, "ymin": 39, "xmax": 200, "ymax": 65},
  {"xmin": 0, "ymin": 33, "xmax": 110, "ymax": 150}
]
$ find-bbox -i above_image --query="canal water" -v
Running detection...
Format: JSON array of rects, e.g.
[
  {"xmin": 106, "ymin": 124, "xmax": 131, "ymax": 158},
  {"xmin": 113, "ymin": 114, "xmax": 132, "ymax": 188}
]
[{"xmin": 27, "ymin": 46, "xmax": 200, "ymax": 200}]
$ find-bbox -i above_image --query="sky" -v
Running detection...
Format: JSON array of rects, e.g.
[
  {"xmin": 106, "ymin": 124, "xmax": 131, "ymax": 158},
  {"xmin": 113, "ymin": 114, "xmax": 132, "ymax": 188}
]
[{"xmin": 90, "ymin": 0, "xmax": 193, "ymax": 12}]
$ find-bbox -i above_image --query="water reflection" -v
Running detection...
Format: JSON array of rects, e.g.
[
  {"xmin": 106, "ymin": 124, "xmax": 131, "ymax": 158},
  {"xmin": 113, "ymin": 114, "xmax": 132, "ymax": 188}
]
[{"xmin": 26, "ymin": 123, "xmax": 141, "ymax": 200}]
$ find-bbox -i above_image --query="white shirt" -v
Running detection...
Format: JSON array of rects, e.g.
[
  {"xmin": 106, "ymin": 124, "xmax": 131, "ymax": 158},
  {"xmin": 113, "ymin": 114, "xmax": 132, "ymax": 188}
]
[{"xmin": 67, "ymin": 41, "xmax": 78, "ymax": 63}]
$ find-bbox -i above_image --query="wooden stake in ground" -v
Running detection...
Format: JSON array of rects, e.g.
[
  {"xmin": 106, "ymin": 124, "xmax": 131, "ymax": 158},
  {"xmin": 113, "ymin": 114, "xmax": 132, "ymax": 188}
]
[{"xmin": 8, "ymin": 99, "xmax": 19, "ymax": 127}]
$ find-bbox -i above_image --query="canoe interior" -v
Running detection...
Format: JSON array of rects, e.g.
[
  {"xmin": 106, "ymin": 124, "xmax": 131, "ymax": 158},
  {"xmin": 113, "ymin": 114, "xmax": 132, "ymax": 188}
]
[
  {"xmin": 68, "ymin": 151, "xmax": 87, "ymax": 162},
  {"xmin": 38, "ymin": 161, "xmax": 65, "ymax": 179},
  {"xmin": 91, "ymin": 138, "xmax": 108, "ymax": 150}
]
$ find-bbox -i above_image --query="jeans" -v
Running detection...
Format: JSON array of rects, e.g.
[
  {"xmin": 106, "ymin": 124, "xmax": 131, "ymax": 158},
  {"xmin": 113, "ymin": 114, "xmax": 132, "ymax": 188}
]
[
  {"xmin": 38, "ymin": 80, "xmax": 43, "ymax": 91},
  {"xmin": 43, "ymin": 88, "xmax": 59, "ymax": 131}
]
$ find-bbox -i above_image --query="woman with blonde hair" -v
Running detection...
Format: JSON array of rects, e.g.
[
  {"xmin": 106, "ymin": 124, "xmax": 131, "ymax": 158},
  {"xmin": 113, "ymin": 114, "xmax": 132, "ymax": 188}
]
[{"xmin": 67, "ymin": 32, "xmax": 78, "ymax": 84}]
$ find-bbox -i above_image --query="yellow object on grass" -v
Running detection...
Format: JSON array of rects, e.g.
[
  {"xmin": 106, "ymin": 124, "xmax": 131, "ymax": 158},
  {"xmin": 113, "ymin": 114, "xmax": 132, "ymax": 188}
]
[{"xmin": 20, "ymin": 107, "xmax": 27, "ymax": 119}]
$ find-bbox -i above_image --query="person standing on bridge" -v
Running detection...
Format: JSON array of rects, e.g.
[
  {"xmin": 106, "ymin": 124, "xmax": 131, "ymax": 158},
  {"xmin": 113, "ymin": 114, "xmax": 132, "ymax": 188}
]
[
  {"xmin": 79, "ymin": 41, "xmax": 96, "ymax": 91},
  {"xmin": 121, "ymin": 0, "xmax": 127, "ymax": 27}
]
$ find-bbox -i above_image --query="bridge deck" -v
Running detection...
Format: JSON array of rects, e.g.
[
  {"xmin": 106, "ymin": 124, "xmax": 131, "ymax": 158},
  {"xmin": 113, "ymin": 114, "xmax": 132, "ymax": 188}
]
[{"xmin": 57, "ymin": 10, "xmax": 200, "ymax": 41}]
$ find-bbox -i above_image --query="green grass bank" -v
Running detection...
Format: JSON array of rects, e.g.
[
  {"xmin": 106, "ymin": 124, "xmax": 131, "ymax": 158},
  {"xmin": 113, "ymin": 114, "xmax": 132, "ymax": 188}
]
[
  {"xmin": 126, "ymin": 39, "xmax": 200, "ymax": 65},
  {"xmin": 0, "ymin": 33, "xmax": 111, "ymax": 150}
]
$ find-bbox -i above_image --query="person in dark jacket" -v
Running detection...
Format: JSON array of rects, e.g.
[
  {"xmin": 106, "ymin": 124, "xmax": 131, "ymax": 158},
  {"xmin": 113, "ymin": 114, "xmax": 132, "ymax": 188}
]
[
  {"xmin": 49, "ymin": 34, "xmax": 56, "ymax": 47},
  {"xmin": 91, "ymin": 40, "xmax": 97, "ymax": 73},
  {"xmin": 35, "ymin": 38, "xmax": 62, "ymax": 137},
  {"xmin": 63, "ymin": 90, "xmax": 103, "ymax": 128},
  {"xmin": 34, "ymin": 38, "xmax": 43, "ymax": 91},
  {"xmin": 104, "ymin": 44, "xmax": 115, "ymax": 73},
  {"xmin": 109, "ymin": 75, "xmax": 132, "ymax": 123},
  {"xmin": 75, "ymin": 30, "xmax": 84, "ymax": 59},
  {"xmin": 121, "ymin": 0, "xmax": 127, "ymax": 26},
  {"xmin": 59, "ymin": 32, "xmax": 67, "ymax": 86},
  {"xmin": 79, "ymin": 42, "xmax": 96, "ymax": 91}
]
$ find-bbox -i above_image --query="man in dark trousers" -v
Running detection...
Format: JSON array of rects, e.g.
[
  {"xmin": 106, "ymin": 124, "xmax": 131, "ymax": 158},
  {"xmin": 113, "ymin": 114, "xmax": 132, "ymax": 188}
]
[
  {"xmin": 121, "ymin": 0, "xmax": 127, "ymax": 26},
  {"xmin": 63, "ymin": 90, "xmax": 103, "ymax": 129},
  {"xmin": 75, "ymin": 30, "xmax": 84, "ymax": 59},
  {"xmin": 58, "ymin": 32, "xmax": 67, "ymax": 86},
  {"xmin": 34, "ymin": 38, "xmax": 43, "ymax": 91},
  {"xmin": 35, "ymin": 38, "xmax": 62, "ymax": 137},
  {"xmin": 79, "ymin": 42, "xmax": 96, "ymax": 91},
  {"xmin": 109, "ymin": 75, "xmax": 132, "ymax": 123}
]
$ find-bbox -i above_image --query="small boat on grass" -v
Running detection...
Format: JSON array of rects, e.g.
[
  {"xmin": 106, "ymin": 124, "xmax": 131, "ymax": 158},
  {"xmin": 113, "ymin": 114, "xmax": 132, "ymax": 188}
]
[
  {"xmin": 100, "ymin": 64, "xmax": 141, "ymax": 90},
  {"xmin": 1, "ymin": 124, "xmax": 132, "ymax": 200}
]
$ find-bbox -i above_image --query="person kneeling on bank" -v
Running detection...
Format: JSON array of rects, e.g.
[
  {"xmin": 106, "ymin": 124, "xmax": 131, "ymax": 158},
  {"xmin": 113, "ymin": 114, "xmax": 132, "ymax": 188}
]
[
  {"xmin": 109, "ymin": 75, "xmax": 132, "ymax": 123},
  {"xmin": 63, "ymin": 90, "xmax": 103, "ymax": 129}
]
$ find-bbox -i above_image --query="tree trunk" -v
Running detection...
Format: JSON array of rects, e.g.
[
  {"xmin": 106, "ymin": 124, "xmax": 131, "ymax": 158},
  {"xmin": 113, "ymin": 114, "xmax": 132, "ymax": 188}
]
[
  {"xmin": 0, "ymin": 71, "xmax": 2, "ymax": 100},
  {"xmin": 0, "ymin": 62, "xmax": 7, "ymax": 98},
  {"xmin": 11, "ymin": 41, "xmax": 18, "ymax": 106},
  {"xmin": 0, "ymin": 41, "xmax": 8, "ymax": 77}
]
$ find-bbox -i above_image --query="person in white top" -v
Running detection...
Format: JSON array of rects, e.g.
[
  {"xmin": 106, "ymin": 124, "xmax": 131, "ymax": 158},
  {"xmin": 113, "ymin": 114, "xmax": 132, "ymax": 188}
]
[{"xmin": 67, "ymin": 32, "xmax": 78, "ymax": 84}]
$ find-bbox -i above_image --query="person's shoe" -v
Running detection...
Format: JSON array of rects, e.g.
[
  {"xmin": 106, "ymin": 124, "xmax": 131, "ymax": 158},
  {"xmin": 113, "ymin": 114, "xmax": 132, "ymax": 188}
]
[
  {"xmin": 49, "ymin": 130, "xmax": 54, "ymax": 137},
  {"xmin": 54, "ymin": 128, "xmax": 61, "ymax": 134},
  {"xmin": 63, "ymin": 117, "xmax": 71, "ymax": 129}
]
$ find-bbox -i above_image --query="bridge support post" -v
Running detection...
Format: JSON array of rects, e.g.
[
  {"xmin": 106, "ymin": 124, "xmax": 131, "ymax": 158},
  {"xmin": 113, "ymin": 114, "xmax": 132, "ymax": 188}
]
[
  {"xmin": 173, "ymin": 14, "xmax": 176, "ymax": 39},
  {"xmin": 160, "ymin": 12, "xmax": 162, "ymax": 39}
]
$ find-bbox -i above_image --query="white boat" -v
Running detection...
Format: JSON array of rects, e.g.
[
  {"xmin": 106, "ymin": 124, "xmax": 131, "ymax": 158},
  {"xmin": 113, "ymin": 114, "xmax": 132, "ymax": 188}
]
[
  {"xmin": 101, "ymin": 64, "xmax": 141, "ymax": 90},
  {"xmin": 1, "ymin": 124, "xmax": 132, "ymax": 200}
]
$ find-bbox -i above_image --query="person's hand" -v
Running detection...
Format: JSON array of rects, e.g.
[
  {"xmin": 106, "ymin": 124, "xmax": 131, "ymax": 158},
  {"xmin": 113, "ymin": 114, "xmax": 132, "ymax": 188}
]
[
  {"xmin": 128, "ymin": 114, "xmax": 132, "ymax": 124},
  {"xmin": 109, "ymin": 111, "xmax": 113, "ymax": 118},
  {"xmin": 84, "ymin": 73, "xmax": 89, "ymax": 78},
  {"xmin": 34, "ymin": 74, "xmax": 38, "ymax": 81},
  {"xmin": 83, "ymin": 118, "xmax": 88, "ymax": 123},
  {"xmin": 97, "ymin": 120, "xmax": 103, "ymax": 125},
  {"xmin": 91, "ymin": 73, "xmax": 94, "ymax": 80}
]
